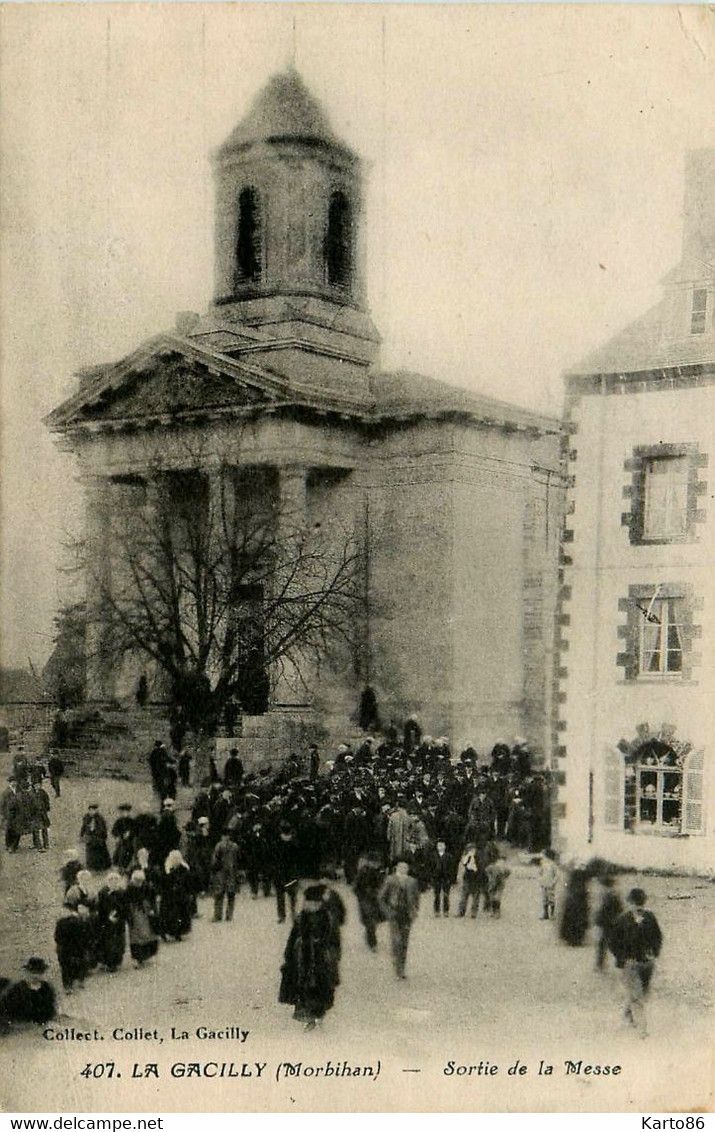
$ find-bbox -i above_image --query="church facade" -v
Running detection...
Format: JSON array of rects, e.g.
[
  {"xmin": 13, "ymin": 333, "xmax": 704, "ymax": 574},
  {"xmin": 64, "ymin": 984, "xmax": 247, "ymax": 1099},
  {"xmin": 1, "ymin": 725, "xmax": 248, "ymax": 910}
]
[
  {"xmin": 47, "ymin": 71, "xmax": 564, "ymax": 761},
  {"xmin": 556, "ymin": 150, "xmax": 714, "ymax": 872}
]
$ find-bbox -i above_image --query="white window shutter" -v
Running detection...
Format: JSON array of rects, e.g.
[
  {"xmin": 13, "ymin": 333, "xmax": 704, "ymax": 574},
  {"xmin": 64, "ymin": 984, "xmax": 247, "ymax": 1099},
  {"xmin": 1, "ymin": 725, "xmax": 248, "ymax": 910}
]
[
  {"xmin": 603, "ymin": 747, "xmax": 625, "ymax": 829},
  {"xmin": 682, "ymin": 748, "xmax": 705, "ymax": 835}
]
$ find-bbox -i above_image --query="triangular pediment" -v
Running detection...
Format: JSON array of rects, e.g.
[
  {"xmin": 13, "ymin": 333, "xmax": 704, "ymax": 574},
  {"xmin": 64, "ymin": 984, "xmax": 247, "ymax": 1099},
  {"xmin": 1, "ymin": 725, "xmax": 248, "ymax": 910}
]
[
  {"xmin": 79, "ymin": 350, "xmax": 269, "ymax": 420},
  {"xmin": 46, "ymin": 335, "xmax": 293, "ymax": 431}
]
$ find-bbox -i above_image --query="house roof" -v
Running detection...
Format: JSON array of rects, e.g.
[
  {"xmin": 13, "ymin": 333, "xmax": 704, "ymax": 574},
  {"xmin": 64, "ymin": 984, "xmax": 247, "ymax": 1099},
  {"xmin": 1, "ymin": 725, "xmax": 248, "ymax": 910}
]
[
  {"xmin": 566, "ymin": 297, "xmax": 715, "ymax": 378},
  {"xmin": 567, "ymin": 148, "xmax": 715, "ymax": 379}
]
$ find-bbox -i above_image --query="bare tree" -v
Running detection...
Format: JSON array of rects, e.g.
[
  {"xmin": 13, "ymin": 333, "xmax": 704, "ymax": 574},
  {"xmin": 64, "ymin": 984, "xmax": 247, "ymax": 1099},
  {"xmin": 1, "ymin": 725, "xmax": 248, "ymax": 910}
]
[{"xmin": 80, "ymin": 446, "xmax": 364, "ymax": 740}]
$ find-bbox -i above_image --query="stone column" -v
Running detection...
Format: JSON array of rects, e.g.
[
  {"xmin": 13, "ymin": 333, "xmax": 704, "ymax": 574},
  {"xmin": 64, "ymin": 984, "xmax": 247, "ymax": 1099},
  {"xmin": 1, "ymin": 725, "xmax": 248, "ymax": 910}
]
[
  {"xmin": 84, "ymin": 477, "xmax": 115, "ymax": 702},
  {"xmin": 273, "ymin": 465, "xmax": 311, "ymax": 709}
]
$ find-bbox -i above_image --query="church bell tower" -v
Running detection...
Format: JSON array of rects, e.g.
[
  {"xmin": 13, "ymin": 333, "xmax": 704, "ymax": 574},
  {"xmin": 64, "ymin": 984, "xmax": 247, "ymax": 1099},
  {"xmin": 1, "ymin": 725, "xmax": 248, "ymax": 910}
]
[{"xmin": 212, "ymin": 69, "xmax": 379, "ymax": 368}]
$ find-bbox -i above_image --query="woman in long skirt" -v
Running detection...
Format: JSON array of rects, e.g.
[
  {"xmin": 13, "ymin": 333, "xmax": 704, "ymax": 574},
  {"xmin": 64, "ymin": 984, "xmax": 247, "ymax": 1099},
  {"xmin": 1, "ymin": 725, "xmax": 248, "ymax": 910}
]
[
  {"xmin": 126, "ymin": 870, "xmax": 159, "ymax": 967},
  {"xmin": 279, "ymin": 885, "xmax": 341, "ymax": 1030},
  {"xmin": 160, "ymin": 851, "xmax": 194, "ymax": 941},
  {"xmin": 559, "ymin": 866, "xmax": 590, "ymax": 946},
  {"xmin": 96, "ymin": 873, "xmax": 127, "ymax": 972}
]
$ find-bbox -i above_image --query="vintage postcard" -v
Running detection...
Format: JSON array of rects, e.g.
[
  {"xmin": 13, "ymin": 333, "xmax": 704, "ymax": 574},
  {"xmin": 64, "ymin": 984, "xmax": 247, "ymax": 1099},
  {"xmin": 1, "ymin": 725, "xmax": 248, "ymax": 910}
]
[{"xmin": 0, "ymin": 2, "xmax": 713, "ymax": 1115}]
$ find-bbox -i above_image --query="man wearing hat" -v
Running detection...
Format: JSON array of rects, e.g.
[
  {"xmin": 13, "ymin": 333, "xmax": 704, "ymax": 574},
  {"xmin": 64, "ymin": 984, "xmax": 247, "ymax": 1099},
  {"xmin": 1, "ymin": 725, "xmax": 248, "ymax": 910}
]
[
  {"xmin": 308, "ymin": 744, "xmax": 320, "ymax": 781},
  {"xmin": 610, "ymin": 888, "xmax": 663, "ymax": 1037},
  {"xmin": 112, "ymin": 804, "xmax": 136, "ymax": 871},
  {"xmin": 47, "ymin": 750, "xmax": 65, "ymax": 798},
  {"xmin": 379, "ymin": 860, "xmax": 420, "ymax": 979},
  {"xmin": 79, "ymin": 803, "xmax": 111, "ymax": 871},
  {"xmin": 210, "ymin": 829, "xmax": 241, "ymax": 922},
  {"xmin": 155, "ymin": 797, "xmax": 181, "ymax": 866},
  {"xmin": 0, "ymin": 958, "xmax": 56, "ymax": 1027},
  {"xmin": 1, "ymin": 778, "xmax": 22, "ymax": 852},
  {"xmin": 191, "ymin": 816, "xmax": 213, "ymax": 895},
  {"xmin": 271, "ymin": 823, "xmax": 299, "ymax": 924},
  {"xmin": 148, "ymin": 740, "xmax": 168, "ymax": 798},
  {"xmin": 223, "ymin": 748, "xmax": 244, "ymax": 789},
  {"xmin": 30, "ymin": 780, "xmax": 51, "ymax": 852}
]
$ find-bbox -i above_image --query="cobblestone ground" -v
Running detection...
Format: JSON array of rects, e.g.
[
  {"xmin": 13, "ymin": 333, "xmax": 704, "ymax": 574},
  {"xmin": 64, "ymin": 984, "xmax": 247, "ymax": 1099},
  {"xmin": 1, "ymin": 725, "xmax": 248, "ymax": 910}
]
[{"xmin": 0, "ymin": 760, "xmax": 712, "ymax": 1113}]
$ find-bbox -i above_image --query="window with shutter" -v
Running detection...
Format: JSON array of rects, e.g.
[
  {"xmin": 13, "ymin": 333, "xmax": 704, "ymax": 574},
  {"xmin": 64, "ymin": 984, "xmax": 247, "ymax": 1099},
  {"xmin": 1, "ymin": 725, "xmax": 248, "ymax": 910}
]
[
  {"xmin": 603, "ymin": 747, "xmax": 624, "ymax": 829},
  {"xmin": 681, "ymin": 748, "xmax": 705, "ymax": 835},
  {"xmin": 642, "ymin": 456, "xmax": 689, "ymax": 539},
  {"xmin": 623, "ymin": 443, "xmax": 705, "ymax": 547},
  {"xmin": 617, "ymin": 583, "xmax": 700, "ymax": 683}
]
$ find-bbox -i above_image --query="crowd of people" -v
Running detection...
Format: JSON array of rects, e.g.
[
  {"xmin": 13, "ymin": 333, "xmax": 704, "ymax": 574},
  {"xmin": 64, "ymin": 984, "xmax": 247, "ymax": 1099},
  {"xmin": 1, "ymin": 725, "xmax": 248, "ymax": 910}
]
[
  {"xmin": 0, "ymin": 751, "xmax": 63, "ymax": 853},
  {"xmin": 0, "ymin": 725, "xmax": 663, "ymax": 1037}
]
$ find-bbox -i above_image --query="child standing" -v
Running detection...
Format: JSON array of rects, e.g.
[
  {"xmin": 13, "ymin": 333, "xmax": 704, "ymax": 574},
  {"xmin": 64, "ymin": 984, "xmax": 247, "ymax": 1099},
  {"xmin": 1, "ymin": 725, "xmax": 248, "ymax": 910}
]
[
  {"xmin": 538, "ymin": 848, "xmax": 559, "ymax": 920},
  {"xmin": 485, "ymin": 854, "xmax": 511, "ymax": 918}
]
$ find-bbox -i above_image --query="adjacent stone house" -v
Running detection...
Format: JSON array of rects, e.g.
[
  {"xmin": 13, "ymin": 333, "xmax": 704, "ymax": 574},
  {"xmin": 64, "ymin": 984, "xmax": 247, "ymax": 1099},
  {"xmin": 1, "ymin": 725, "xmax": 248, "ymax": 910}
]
[{"xmin": 557, "ymin": 150, "xmax": 714, "ymax": 871}]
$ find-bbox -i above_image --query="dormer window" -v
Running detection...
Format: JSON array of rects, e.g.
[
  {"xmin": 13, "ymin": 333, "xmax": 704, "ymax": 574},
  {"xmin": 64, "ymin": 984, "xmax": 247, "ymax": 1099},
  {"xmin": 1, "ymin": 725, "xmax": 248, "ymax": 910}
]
[
  {"xmin": 325, "ymin": 190, "xmax": 353, "ymax": 290},
  {"xmin": 236, "ymin": 186, "xmax": 261, "ymax": 285},
  {"xmin": 690, "ymin": 288, "xmax": 708, "ymax": 335}
]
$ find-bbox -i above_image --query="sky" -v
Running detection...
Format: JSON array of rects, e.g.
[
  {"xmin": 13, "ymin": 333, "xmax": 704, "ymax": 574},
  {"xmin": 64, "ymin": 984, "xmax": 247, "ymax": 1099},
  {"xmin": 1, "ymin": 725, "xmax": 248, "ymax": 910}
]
[{"xmin": 1, "ymin": 2, "xmax": 714, "ymax": 669}]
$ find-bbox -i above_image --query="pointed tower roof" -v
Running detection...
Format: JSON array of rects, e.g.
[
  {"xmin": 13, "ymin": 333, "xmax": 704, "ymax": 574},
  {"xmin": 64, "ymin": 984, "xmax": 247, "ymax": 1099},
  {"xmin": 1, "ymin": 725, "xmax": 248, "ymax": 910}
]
[{"xmin": 217, "ymin": 68, "xmax": 351, "ymax": 157}]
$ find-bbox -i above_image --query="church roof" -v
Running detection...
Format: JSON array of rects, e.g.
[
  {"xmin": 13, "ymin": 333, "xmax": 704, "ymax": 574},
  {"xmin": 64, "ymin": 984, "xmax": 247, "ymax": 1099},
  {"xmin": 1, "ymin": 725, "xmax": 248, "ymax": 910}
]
[
  {"xmin": 46, "ymin": 333, "xmax": 561, "ymax": 437},
  {"xmin": 217, "ymin": 69, "xmax": 349, "ymax": 157},
  {"xmin": 371, "ymin": 370, "xmax": 560, "ymax": 433}
]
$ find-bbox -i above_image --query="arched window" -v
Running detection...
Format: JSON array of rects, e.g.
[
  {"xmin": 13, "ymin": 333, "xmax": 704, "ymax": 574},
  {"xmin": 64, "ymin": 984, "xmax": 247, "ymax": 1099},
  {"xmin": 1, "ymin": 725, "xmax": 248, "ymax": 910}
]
[
  {"xmin": 236, "ymin": 187, "xmax": 261, "ymax": 285},
  {"xmin": 603, "ymin": 735, "xmax": 705, "ymax": 836},
  {"xmin": 325, "ymin": 190, "xmax": 353, "ymax": 289}
]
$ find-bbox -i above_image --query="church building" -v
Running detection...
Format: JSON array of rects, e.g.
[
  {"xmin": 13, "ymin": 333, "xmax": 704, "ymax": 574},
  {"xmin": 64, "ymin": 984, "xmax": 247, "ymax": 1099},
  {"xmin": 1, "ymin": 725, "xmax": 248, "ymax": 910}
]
[
  {"xmin": 557, "ymin": 150, "xmax": 714, "ymax": 872},
  {"xmin": 47, "ymin": 70, "xmax": 563, "ymax": 761}
]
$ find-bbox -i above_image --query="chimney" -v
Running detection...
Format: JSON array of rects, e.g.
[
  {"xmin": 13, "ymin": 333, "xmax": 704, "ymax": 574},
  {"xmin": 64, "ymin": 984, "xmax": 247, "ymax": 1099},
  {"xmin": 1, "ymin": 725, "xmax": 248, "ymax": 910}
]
[
  {"xmin": 682, "ymin": 149, "xmax": 715, "ymax": 264},
  {"xmin": 175, "ymin": 311, "xmax": 200, "ymax": 335}
]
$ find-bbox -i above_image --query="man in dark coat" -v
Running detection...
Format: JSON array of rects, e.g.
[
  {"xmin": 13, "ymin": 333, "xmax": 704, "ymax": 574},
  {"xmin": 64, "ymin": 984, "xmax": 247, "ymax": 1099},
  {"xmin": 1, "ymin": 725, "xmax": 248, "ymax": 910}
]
[
  {"xmin": 223, "ymin": 749, "xmax": 244, "ymax": 789},
  {"xmin": 270, "ymin": 824, "xmax": 300, "ymax": 924},
  {"xmin": 148, "ymin": 741, "xmax": 168, "ymax": 798},
  {"xmin": 79, "ymin": 804, "xmax": 111, "ymax": 871},
  {"xmin": 0, "ymin": 958, "xmax": 56, "ymax": 1029},
  {"xmin": 308, "ymin": 744, "xmax": 320, "ymax": 781},
  {"xmin": 177, "ymin": 748, "xmax": 192, "ymax": 788},
  {"xmin": 427, "ymin": 838, "xmax": 458, "ymax": 916},
  {"xmin": 30, "ymin": 782, "xmax": 51, "ymax": 851},
  {"xmin": 154, "ymin": 798, "xmax": 181, "ymax": 866},
  {"xmin": 47, "ymin": 752, "xmax": 65, "ymax": 798},
  {"xmin": 353, "ymin": 851, "xmax": 384, "ymax": 950},
  {"xmin": 190, "ymin": 816, "xmax": 214, "ymax": 895},
  {"xmin": 594, "ymin": 874, "xmax": 624, "ymax": 970},
  {"xmin": 210, "ymin": 830, "xmax": 241, "ymax": 922},
  {"xmin": 1, "ymin": 780, "xmax": 22, "ymax": 851},
  {"xmin": 209, "ymin": 789, "xmax": 232, "ymax": 845},
  {"xmin": 242, "ymin": 820, "xmax": 271, "ymax": 898},
  {"xmin": 342, "ymin": 804, "xmax": 371, "ymax": 885},
  {"xmin": 466, "ymin": 787, "xmax": 496, "ymax": 844},
  {"xmin": 132, "ymin": 808, "xmax": 158, "ymax": 858},
  {"xmin": 610, "ymin": 888, "xmax": 663, "ymax": 1037}
]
